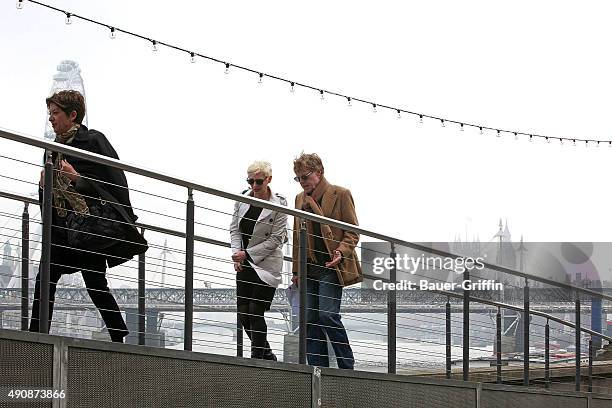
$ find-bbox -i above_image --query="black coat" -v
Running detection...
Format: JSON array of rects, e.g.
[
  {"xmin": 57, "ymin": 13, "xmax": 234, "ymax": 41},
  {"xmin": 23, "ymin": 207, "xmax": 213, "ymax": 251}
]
[{"xmin": 40, "ymin": 125, "xmax": 148, "ymax": 268}]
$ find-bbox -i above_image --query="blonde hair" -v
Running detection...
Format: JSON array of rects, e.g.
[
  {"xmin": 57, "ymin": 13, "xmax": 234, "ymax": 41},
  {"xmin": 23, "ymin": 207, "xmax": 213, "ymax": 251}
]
[{"xmin": 247, "ymin": 160, "xmax": 272, "ymax": 177}]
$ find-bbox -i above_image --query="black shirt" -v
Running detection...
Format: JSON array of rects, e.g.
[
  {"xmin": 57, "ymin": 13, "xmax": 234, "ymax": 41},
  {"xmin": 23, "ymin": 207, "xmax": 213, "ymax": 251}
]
[{"xmin": 239, "ymin": 205, "xmax": 263, "ymax": 250}]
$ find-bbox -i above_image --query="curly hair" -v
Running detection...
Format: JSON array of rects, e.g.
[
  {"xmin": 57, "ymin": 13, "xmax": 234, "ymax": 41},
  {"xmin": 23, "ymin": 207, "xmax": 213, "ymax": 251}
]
[
  {"xmin": 293, "ymin": 152, "xmax": 324, "ymax": 175},
  {"xmin": 46, "ymin": 90, "xmax": 86, "ymax": 124}
]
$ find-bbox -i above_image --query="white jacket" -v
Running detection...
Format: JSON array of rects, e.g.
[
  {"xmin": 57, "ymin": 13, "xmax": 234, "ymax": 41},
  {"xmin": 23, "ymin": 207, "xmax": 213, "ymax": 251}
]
[{"xmin": 229, "ymin": 188, "xmax": 288, "ymax": 288}]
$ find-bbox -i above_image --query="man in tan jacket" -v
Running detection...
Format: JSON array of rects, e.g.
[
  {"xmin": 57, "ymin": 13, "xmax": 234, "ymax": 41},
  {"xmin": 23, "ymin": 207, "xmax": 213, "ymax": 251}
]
[{"xmin": 292, "ymin": 153, "xmax": 362, "ymax": 369}]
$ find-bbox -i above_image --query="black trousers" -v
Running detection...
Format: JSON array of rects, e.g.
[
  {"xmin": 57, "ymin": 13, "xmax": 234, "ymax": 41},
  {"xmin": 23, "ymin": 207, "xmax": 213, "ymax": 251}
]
[
  {"xmin": 29, "ymin": 245, "xmax": 128, "ymax": 342},
  {"xmin": 236, "ymin": 264, "xmax": 276, "ymax": 358}
]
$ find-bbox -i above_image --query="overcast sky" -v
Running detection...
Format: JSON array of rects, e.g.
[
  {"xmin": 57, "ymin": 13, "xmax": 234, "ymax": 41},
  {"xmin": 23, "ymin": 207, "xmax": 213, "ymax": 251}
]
[{"xmin": 1, "ymin": 1, "xmax": 612, "ymax": 288}]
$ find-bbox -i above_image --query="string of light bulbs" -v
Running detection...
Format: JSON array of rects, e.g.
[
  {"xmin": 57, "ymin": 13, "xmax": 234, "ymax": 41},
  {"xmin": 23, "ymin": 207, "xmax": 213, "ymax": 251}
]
[{"xmin": 16, "ymin": 0, "xmax": 612, "ymax": 148}]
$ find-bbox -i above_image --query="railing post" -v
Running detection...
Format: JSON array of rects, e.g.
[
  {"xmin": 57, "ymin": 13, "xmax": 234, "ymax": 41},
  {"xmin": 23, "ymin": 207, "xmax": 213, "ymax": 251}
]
[
  {"xmin": 387, "ymin": 242, "xmax": 397, "ymax": 374},
  {"xmin": 39, "ymin": 150, "xmax": 53, "ymax": 334},
  {"xmin": 588, "ymin": 337, "xmax": 593, "ymax": 393},
  {"xmin": 575, "ymin": 291, "xmax": 581, "ymax": 392},
  {"xmin": 545, "ymin": 320, "xmax": 550, "ymax": 389},
  {"xmin": 138, "ymin": 228, "xmax": 146, "ymax": 346},
  {"xmin": 20, "ymin": 202, "xmax": 29, "ymax": 331},
  {"xmin": 298, "ymin": 221, "xmax": 308, "ymax": 365},
  {"xmin": 184, "ymin": 188, "xmax": 194, "ymax": 351},
  {"xmin": 591, "ymin": 285, "xmax": 603, "ymax": 350},
  {"xmin": 446, "ymin": 297, "xmax": 451, "ymax": 379},
  {"xmin": 523, "ymin": 278, "xmax": 530, "ymax": 386},
  {"xmin": 496, "ymin": 306, "xmax": 502, "ymax": 384},
  {"xmin": 236, "ymin": 314, "xmax": 243, "ymax": 357},
  {"xmin": 462, "ymin": 269, "xmax": 470, "ymax": 381}
]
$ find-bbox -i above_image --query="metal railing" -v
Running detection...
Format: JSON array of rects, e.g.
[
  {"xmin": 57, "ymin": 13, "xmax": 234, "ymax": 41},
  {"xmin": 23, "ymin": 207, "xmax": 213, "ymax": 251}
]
[{"xmin": 1, "ymin": 127, "xmax": 611, "ymax": 394}]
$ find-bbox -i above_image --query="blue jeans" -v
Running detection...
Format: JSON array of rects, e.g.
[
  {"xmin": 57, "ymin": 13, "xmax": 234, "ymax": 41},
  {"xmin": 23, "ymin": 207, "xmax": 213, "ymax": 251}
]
[{"xmin": 306, "ymin": 265, "xmax": 354, "ymax": 369}]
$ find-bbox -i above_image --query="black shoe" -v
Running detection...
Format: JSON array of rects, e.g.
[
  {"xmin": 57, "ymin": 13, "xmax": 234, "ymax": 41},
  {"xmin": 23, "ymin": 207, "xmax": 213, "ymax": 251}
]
[
  {"xmin": 110, "ymin": 329, "xmax": 129, "ymax": 343},
  {"xmin": 251, "ymin": 346, "xmax": 264, "ymax": 359},
  {"xmin": 262, "ymin": 349, "xmax": 277, "ymax": 361}
]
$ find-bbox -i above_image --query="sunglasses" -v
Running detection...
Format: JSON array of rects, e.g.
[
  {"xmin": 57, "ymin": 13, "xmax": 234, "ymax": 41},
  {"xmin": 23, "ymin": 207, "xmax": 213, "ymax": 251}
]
[
  {"xmin": 293, "ymin": 171, "xmax": 313, "ymax": 182},
  {"xmin": 246, "ymin": 178, "xmax": 266, "ymax": 186}
]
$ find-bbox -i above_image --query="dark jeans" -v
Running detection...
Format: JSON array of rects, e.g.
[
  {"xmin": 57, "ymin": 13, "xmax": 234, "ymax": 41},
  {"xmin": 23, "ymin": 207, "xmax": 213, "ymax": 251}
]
[
  {"xmin": 29, "ymin": 246, "xmax": 128, "ymax": 342},
  {"xmin": 306, "ymin": 264, "xmax": 354, "ymax": 369}
]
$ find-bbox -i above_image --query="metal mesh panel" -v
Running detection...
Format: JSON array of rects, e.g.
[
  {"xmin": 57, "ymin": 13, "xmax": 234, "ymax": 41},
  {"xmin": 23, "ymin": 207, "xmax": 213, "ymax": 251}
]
[
  {"xmin": 591, "ymin": 397, "xmax": 612, "ymax": 408},
  {"xmin": 0, "ymin": 338, "xmax": 53, "ymax": 408},
  {"xmin": 321, "ymin": 375, "xmax": 475, "ymax": 408},
  {"xmin": 67, "ymin": 348, "xmax": 311, "ymax": 408},
  {"xmin": 480, "ymin": 389, "xmax": 587, "ymax": 408}
]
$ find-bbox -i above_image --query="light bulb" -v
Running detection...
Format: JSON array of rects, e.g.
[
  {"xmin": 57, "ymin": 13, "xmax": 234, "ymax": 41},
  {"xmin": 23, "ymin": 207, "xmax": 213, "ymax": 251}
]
[
  {"xmin": 597, "ymin": 141, "xmax": 600, "ymax": 148},
  {"xmin": 585, "ymin": 141, "xmax": 588, "ymax": 148},
  {"xmin": 347, "ymin": 97, "xmax": 352, "ymax": 107},
  {"xmin": 65, "ymin": 13, "xmax": 72, "ymax": 25},
  {"xmin": 529, "ymin": 135, "xmax": 533, "ymax": 142},
  {"xmin": 609, "ymin": 141, "xmax": 611, "ymax": 148},
  {"xmin": 479, "ymin": 127, "xmax": 483, "ymax": 135},
  {"xmin": 496, "ymin": 130, "xmax": 500, "ymax": 137},
  {"xmin": 396, "ymin": 110, "xmax": 401, "ymax": 119},
  {"xmin": 224, "ymin": 63, "xmax": 230, "ymax": 74},
  {"xmin": 290, "ymin": 82, "xmax": 295, "ymax": 93},
  {"xmin": 460, "ymin": 124, "xmax": 464, "ymax": 132},
  {"xmin": 572, "ymin": 139, "xmax": 576, "ymax": 146},
  {"xmin": 418, "ymin": 115, "xmax": 423, "ymax": 125},
  {"xmin": 258, "ymin": 73, "xmax": 263, "ymax": 84},
  {"xmin": 441, "ymin": 120, "xmax": 445, "ymax": 127},
  {"xmin": 16, "ymin": 0, "xmax": 23, "ymax": 9},
  {"xmin": 320, "ymin": 90, "xmax": 325, "ymax": 100},
  {"xmin": 190, "ymin": 52, "xmax": 196, "ymax": 63},
  {"xmin": 109, "ymin": 27, "xmax": 116, "ymax": 39},
  {"xmin": 152, "ymin": 40, "xmax": 158, "ymax": 52},
  {"xmin": 372, "ymin": 104, "xmax": 377, "ymax": 113},
  {"xmin": 560, "ymin": 139, "xmax": 564, "ymax": 145},
  {"xmin": 514, "ymin": 132, "xmax": 518, "ymax": 140}
]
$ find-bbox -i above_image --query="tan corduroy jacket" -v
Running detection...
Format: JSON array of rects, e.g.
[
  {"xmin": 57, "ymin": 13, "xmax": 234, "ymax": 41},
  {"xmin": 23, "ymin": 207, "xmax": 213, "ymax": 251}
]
[{"xmin": 292, "ymin": 183, "xmax": 363, "ymax": 287}]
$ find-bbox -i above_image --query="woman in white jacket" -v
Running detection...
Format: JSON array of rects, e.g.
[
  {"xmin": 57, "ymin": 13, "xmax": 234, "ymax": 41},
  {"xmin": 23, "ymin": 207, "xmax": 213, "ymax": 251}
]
[{"xmin": 230, "ymin": 161, "xmax": 287, "ymax": 360}]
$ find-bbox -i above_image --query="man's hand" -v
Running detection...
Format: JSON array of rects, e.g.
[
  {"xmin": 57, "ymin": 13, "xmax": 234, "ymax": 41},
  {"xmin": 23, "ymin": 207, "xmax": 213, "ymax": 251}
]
[
  {"xmin": 39, "ymin": 169, "xmax": 45, "ymax": 187},
  {"xmin": 291, "ymin": 275, "xmax": 299, "ymax": 287},
  {"xmin": 233, "ymin": 262, "xmax": 243, "ymax": 272},
  {"xmin": 325, "ymin": 250, "xmax": 342, "ymax": 268},
  {"xmin": 231, "ymin": 250, "xmax": 247, "ymax": 263},
  {"xmin": 60, "ymin": 160, "xmax": 79, "ymax": 182}
]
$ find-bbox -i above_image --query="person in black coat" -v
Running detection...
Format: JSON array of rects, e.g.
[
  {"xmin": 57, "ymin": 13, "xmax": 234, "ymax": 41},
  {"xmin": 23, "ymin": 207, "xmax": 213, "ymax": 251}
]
[{"xmin": 30, "ymin": 90, "xmax": 147, "ymax": 342}]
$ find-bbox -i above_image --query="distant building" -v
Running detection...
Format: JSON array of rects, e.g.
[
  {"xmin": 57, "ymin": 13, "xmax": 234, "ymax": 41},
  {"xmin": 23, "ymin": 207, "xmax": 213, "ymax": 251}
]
[{"xmin": 0, "ymin": 242, "xmax": 15, "ymax": 288}]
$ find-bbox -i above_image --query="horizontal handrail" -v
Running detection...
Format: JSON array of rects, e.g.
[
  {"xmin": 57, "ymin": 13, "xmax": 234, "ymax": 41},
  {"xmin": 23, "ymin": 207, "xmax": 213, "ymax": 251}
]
[
  {"xmin": 0, "ymin": 190, "xmax": 37, "ymax": 206},
  {"xmin": 2, "ymin": 127, "xmax": 611, "ymax": 302}
]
